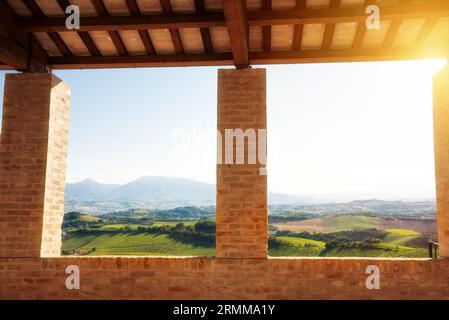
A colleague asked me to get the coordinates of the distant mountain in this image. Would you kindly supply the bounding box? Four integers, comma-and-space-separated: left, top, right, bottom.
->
109, 176, 215, 202
268, 192, 315, 205
65, 178, 120, 201
64, 176, 308, 213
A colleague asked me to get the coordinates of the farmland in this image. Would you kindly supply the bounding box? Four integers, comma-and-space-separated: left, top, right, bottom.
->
269, 215, 435, 258
63, 231, 214, 256
61, 207, 436, 258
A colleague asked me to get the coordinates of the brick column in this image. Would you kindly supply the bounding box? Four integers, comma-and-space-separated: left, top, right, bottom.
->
0, 73, 71, 258
434, 65, 449, 258
216, 68, 267, 258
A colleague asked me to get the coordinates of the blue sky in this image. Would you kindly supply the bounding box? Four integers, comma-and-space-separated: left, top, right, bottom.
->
0, 59, 446, 201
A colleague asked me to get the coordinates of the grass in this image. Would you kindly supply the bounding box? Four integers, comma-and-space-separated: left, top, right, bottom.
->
99, 220, 197, 230
320, 247, 427, 258
268, 235, 428, 258
273, 215, 380, 233
382, 229, 420, 246
62, 231, 214, 256
385, 229, 420, 236
321, 215, 380, 232
152, 220, 197, 227
79, 214, 100, 222
100, 224, 143, 230
276, 236, 326, 248
62, 233, 100, 253
62, 214, 431, 258
269, 236, 325, 257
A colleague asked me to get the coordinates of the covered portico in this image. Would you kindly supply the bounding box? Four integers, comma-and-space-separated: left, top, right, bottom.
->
1, 0, 449, 299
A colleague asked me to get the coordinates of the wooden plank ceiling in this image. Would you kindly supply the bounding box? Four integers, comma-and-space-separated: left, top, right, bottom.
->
0, 0, 448, 70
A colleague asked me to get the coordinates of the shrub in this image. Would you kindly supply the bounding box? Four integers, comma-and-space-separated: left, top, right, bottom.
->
194, 221, 216, 234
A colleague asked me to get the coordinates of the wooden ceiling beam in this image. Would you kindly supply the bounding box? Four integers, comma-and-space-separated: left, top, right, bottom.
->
0, 1, 47, 71
262, 0, 272, 52
383, 0, 406, 48
415, 18, 438, 47
383, 19, 402, 47
49, 52, 234, 69
56, 0, 101, 56
0, 62, 14, 70
0, 36, 36, 70
322, 0, 341, 49
22, 0, 73, 57
352, 0, 376, 48
250, 46, 449, 65
248, 1, 449, 25
17, 14, 226, 32
47, 44, 449, 69
17, 1, 449, 32
222, 0, 249, 67
159, 0, 184, 54
125, 0, 155, 55
292, 0, 306, 51
91, 0, 128, 56
194, 0, 214, 53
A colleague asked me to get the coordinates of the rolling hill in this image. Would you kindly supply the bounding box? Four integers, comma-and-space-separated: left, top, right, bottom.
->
65, 176, 308, 213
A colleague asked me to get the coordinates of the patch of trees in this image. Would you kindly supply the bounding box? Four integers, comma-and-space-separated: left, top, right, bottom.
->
62, 212, 104, 230
324, 240, 384, 250
275, 229, 388, 243
268, 236, 285, 249
268, 214, 309, 223
194, 220, 216, 234
98, 206, 215, 220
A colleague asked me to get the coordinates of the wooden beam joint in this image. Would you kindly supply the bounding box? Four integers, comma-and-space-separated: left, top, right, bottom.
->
222, 0, 249, 68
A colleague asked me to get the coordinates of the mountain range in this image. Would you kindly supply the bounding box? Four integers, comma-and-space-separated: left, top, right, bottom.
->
65, 176, 311, 214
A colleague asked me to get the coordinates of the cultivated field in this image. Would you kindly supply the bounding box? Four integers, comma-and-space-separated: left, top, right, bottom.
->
61, 211, 436, 258
63, 231, 214, 256
272, 215, 380, 233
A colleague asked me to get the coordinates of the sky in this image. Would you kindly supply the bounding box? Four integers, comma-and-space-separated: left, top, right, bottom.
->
0, 59, 446, 201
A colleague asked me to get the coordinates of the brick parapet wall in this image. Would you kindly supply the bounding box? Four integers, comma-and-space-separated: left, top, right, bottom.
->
1, 257, 449, 299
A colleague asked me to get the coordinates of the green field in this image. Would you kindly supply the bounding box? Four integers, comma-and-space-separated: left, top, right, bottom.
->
62, 212, 433, 258
382, 229, 420, 246
268, 235, 428, 258
79, 214, 101, 222
319, 247, 427, 258
273, 215, 380, 233
152, 220, 197, 227
62, 233, 100, 253
100, 224, 143, 230
321, 215, 380, 232
62, 231, 214, 256
276, 236, 326, 248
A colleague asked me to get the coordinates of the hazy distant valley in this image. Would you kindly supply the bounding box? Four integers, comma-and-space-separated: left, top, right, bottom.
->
64, 176, 314, 214
65, 176, 436, 218
62, 176, 437, 258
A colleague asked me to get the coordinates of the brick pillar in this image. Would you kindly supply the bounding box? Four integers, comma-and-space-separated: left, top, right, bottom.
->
434, 65, 449, 258
0, 73, 70, 258
216, 68, 267, 258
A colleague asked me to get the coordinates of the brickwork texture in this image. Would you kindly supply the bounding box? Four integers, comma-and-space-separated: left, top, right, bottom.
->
0, 73, 70, 258
434, 65, 449, 258
217, 68, 267, 258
